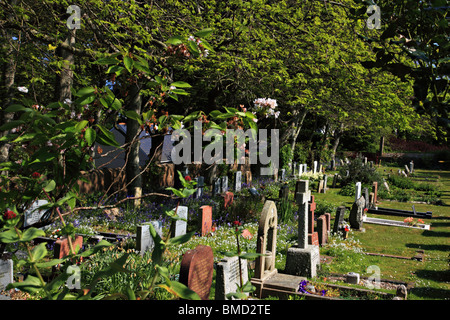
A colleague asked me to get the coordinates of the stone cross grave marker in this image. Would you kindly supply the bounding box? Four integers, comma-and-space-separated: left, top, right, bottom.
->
195, 176, 204, 199
253, 200, 278, 281
54, 235, 84, 259
349, 196, 366, 231
0, 259, 13, 291
222, 176, 228, 193
333, 206, 346, 235
199, 205, 212, 236
172, 206, 188, 237
136, 221, 162, 255
235, 171, 242, 192
179, 245, 214, 300
308, 195, 319, 246
215, 255, 249, 300
295, 180, 311, 249
284, 180, 320, 278
355, 182, 362, 201
223, 191, 234, 209
24, 199, 49, 227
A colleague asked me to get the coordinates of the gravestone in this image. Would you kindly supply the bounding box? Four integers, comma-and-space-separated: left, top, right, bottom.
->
223, 191, 234, 209
313, 161, 318, 174
172, 206, 188, 237
372, 182, 378, 206
24, 199, 49, 227
308, 195, 319, 246
324, 212, 331, 236
213, 178, 221, 196
280, 169, 285, 181
273, 168, 278, 182
0, 259, 13, 291
333, 206, 346, 235
349, 196, 365, 231
317, 215, 327, 246
332, 173, 338, 188
249, 187, 260, 197
195, 176, 205, 198
215, 256, 249, 300
409, 161, 414, 174
284, 180, 320, 278
235, 171, 242, 192
383, 180, 390, 192
136, 221, 162, 255
298, 164, 303, 176
323, 175, 328, 193
405, 164, 410, 175
355, 182, 362, 200
317, 180, 324, 193
279, 184, 289, 201
363, 187, 369, 209
292, 162, 297, 177
303, 164, 307, 173
179, 245, 214, 300
54, 235, 84, 259
253, 200, 278, 282
222, 176, 228, 193
199, 205, 212, 236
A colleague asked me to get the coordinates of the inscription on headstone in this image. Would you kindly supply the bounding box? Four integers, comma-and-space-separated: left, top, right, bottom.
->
24, 199, 49, 227
215, 256, 248, 300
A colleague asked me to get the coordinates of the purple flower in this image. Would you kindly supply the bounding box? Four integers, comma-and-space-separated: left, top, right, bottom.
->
321, 290, 327, 296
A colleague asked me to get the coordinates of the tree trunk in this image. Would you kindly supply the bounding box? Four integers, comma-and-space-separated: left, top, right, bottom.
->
290, 108, 308, 157
0, 5, 18, 167
331, 123, 344, 163
55, 30, 76, 102
125, 83, 143, 207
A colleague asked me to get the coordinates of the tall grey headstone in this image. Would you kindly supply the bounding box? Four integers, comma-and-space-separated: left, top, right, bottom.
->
136, 221, 163, 255
349, 196, 365, 231
355, 182, 362, 201
235, 171, 242, 192
222, 176, 228, 193
196, 176, 205, 198
213, 178, 221, 196
280, 169, 285, 181
313, 161, 318, 174
333, 206, 346, 235
296, 180, 311, 249
173, 206, 188, 237
0, 259, 13, 291
215, 256, 248, 300
298, 164, 303, 176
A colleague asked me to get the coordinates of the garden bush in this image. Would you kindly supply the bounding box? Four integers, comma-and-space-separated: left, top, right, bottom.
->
338, 158, 382, 188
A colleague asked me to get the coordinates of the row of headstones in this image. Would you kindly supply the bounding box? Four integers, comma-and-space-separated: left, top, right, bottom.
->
212, 171, 242, 196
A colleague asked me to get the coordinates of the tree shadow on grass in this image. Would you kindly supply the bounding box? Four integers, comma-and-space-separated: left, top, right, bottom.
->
406, 243, 450, 252
410, 286, 450, 300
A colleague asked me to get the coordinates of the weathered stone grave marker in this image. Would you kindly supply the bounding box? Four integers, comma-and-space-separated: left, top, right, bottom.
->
222, 176, 228, 193
317, 180, 324, 193
313, 161, 318, 174
0, 259, 13, 291
199, 205, 213, 236
215, 255, 249, 300
284, 180, 320, 278
213, 177, 221, 196
355, 182, 362, 200
279, 184, 289, 201
179, 245, 214, 300
24, 199, 49, 227
317, 215, 328, 246
136, 221, 162, 255
280, 169, 285, 181
54, 235, 84, 259
235, 171, 242, 192
308, 195, 319, 246
251, 200, 278, 294
333, 206, 346, 235
195, 176, 204, 198
349, 196, 366, 231
172, 206, 188, 237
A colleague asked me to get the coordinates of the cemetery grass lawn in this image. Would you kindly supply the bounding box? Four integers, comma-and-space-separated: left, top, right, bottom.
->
314, 168, 450, 300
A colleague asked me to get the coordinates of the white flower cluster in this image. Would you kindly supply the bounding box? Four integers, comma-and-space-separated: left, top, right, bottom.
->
253, 98, 280, 119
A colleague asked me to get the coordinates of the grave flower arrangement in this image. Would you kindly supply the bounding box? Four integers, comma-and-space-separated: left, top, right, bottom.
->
403, 217, 425, 226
